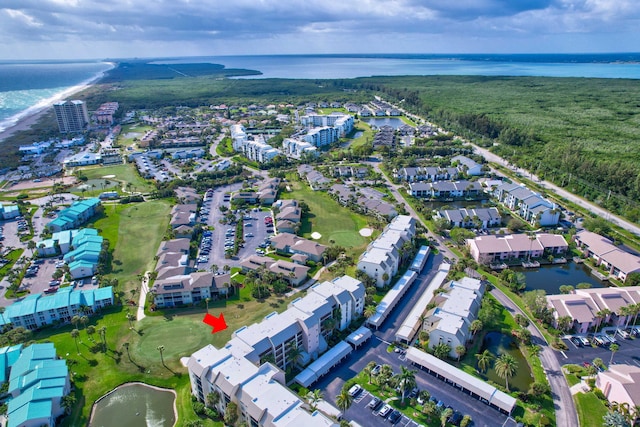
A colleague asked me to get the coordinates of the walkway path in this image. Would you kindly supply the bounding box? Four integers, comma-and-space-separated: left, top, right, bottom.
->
491, 287, 579, 427
136, 271, 150, 321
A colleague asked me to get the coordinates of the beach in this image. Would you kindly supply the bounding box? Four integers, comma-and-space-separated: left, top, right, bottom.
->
0, 62, 115, 143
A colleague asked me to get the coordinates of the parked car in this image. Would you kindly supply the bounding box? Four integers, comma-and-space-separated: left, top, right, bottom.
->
388, 410, 402, 424
377, 404, 393, 418
347, 384, 362, 397
367, 397, 382, 410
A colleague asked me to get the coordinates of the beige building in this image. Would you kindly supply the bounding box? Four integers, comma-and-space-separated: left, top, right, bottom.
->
596, 364, 640, 413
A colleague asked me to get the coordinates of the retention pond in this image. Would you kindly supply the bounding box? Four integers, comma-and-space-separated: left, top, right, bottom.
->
90, 382, 176, 427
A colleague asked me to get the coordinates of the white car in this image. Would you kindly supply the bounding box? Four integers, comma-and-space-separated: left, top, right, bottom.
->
348, 384, 362, 397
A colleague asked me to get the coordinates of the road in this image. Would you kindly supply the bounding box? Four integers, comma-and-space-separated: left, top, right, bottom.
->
491, 288, 579, 427
471, 144, 640, 236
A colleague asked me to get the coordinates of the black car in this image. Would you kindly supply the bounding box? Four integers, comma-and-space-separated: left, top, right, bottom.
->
448, 411, 463, 426
388, 410, 402, 424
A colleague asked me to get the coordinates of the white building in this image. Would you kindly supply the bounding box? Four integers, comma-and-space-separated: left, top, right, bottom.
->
282, 138, 318, 159
357, 215, 416, 288
494, 183, 560, 226
230, 124, 281, 163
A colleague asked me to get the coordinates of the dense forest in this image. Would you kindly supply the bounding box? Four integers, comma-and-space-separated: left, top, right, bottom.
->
353, 76, 640, 222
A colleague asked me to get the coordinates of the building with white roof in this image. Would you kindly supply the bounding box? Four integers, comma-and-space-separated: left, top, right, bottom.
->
230, 124, 281, 163
451, 155, 484, 176
493, 183, 560, 226
357, 215, 416, 288
187, 345, 337, 427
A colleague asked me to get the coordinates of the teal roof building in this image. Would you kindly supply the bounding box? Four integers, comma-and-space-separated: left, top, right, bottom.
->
46, 198, 101, 232
1, 287, 114, 330
2, 343, 70, 427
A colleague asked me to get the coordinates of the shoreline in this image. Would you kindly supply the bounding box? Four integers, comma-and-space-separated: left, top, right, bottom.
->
0, 62, 116, 144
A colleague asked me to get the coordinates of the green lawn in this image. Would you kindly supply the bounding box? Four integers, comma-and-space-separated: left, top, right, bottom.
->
118, 123, 154, 147
574, 392, 609, 427
80, 163, 155, 193
91, 200, 171, 292
284, 177, 371, 253
348, 122, 374, 149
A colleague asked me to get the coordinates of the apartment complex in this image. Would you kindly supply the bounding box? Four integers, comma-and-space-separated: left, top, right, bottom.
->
467, 233, 568, 265
409, 180, 483, 199
231, 124, 281, 163
2, 343, 71, 427
0, 287, 114, 330
493, 183, 560, 226
53, 100, 89, 133
574, 230, 640, 282
435, 207, 502, 229
299, 113, 354, 147
46, 198, 101, 232
423, 277, 486, 358
547, 287, 640, 333
357, 215, 416, 287
187, 275, 364, 427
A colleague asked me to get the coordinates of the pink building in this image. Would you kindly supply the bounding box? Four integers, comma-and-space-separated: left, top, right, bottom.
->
596, 364, 640, 414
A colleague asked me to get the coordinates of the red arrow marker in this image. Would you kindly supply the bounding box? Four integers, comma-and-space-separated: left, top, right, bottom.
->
203, 313, 228, 334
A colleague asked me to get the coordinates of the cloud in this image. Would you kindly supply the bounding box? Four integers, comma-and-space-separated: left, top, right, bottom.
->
0, 0, 638, 58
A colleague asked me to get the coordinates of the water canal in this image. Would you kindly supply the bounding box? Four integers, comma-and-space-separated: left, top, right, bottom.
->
480, 332, 533, 392
517, 261, 605, 294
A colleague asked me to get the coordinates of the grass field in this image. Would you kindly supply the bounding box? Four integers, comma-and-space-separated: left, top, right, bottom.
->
283, 176, 371, 252
117, 123, 154, 147
80, 163, 155, 193
90, 200, 171, 292
574, 392, 609, 427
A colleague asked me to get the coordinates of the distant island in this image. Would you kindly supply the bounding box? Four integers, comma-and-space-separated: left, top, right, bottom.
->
99, 59, 262, 82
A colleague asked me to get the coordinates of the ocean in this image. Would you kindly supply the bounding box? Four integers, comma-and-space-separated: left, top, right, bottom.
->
2, 54, 640, 133
0, 60, 113, 133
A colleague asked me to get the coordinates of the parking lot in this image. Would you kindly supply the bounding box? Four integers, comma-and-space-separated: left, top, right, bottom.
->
347, 387, 422, 427
562, 326, 640, 368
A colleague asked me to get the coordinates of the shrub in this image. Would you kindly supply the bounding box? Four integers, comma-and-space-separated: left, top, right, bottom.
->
593, 389, 606, 400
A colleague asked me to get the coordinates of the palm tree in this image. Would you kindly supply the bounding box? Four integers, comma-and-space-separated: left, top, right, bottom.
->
0, 307, 6, 330
79, 315, 88, 331
364, 305, 377, 319
86, 325, 96, 342
335, 388, 353, 413
71, 329, 80, 353
494, 353, 518, 392
27, 240, 36, 256
71, 315, 80, 330
455, 345, 466, 362
422, 400, 437, 421
596, 308, 612, 332
470, 319, 483, 337
363, 361, 377, 384
123, 342, 131, 362
475, 350, 494, 374
377, 364, 394, 390
205, 297, 210, 313
620, 305, 633, 328
306, 389, 323, 411
433, 343, 451, 360
287, 343, 304, 368
61, 394, 77, 414
395, 365, 417, 403
98, 326, 107, 351
157, 345, 165, 366
126, 311, 135, 329
609, 343, 619, 366
441, 407, 453, 427
206, 391, 220, 409
630, 303, 640, 326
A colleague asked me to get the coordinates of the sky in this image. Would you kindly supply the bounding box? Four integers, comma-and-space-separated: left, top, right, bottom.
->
0, 0, 638, 59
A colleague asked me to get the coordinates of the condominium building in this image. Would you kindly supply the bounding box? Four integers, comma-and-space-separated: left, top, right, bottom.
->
53, 100, 89, 133
493, 183, 560, 226
467, 233, 568, 265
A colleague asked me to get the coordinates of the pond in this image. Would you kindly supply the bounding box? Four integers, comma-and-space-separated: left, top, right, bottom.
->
90, 383, 176, 427
516, 261, 605, 294
363, 117, 405, 129
480, 332, 533, 392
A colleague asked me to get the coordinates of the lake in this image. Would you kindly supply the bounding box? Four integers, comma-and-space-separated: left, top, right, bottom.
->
517, 261, 605, 294
363, 117, 405, 129
481, 332, 533, 392
90, 383, 176, 427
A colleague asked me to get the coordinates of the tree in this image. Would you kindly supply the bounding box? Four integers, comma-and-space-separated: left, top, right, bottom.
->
364, 361, 377, 384
335, 387, 353, 412
441, 407, 453, 427
470, 319, 483, 337
557, 316, 574, 334
86, 325, 96, 342
224, 401, 239, 426
70, 329, 80, 353
422, 400, 437, 421
559, 285, 575, 294
98, 326, 107, 351
460, 415, 473, 427
71, 315, 80, 330
287, 343, 303, 368
596, 308, 612, 332
394, 366, 417, 403
475, 350, 494, 374
126, 311, 135, 329
79, 315, 88, 331
364, 305, 377, 319
433, 343, 451, 360
61, 394, 76, 414
609, 343, 619, 366
27, 240, 36, 256
306, 389, 323, 411
157, 345, 165, 366
206, 391, 220, 409
603, 410, 630, 427
205, 297, 210, 313
455, 345, 466, 362
494, 353, 518, 392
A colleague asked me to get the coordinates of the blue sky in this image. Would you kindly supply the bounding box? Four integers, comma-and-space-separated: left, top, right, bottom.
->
0, 0, 638, 59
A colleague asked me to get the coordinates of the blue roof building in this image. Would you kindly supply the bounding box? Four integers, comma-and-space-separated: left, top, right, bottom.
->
46, 199, 101, 232
2, 343, 70, 427
1, 287, 114, 330
0, 203, 20, 220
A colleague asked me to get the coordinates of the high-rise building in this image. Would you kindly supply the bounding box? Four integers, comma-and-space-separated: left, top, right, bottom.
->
53, 100, 89, 133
